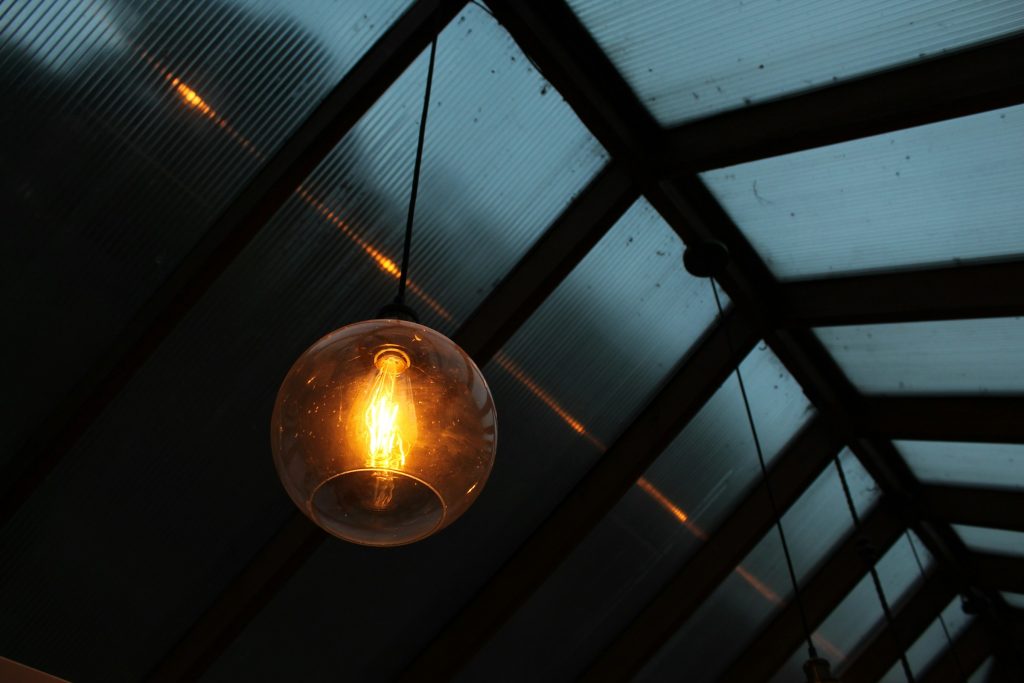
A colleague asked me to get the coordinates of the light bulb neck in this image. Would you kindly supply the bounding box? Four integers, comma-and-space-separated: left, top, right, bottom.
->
377, 301, 419, 323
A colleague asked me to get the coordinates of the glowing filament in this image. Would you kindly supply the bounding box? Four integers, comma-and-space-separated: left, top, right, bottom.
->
362, 350, 414, 510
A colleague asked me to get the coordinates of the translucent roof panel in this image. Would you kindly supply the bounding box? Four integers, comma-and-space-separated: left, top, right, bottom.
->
457, 345, 814, 682
970, 658, 996, 683
200, 199, 724, 682
0, 0, 413, 466
0, 6, 609, 680
1003, 592, 1024, 610
879, 597, 973, 682
638, 450, 878, 683
701, 105, 1024, 279
816, 317, 1024, 394
953, 525, 1024, 557
566, 1, 1024, 125
896, 441, 1024, 491
771, 532, 934, 681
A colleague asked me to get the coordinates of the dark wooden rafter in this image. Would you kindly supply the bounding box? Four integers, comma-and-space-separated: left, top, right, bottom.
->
400, 309, 760, 681
922, 486, 1024, 534
665, 33, 1024, 171
842, 570, 958, 683
0, 0, 469, 530
863, 396, 1024, 444
973, 553, 1024, 594
580, 416, 843, 681
718, 502, 908, 681
146, 161, 638, 681
778, 259, 1024, 328
919, 618, 993, 683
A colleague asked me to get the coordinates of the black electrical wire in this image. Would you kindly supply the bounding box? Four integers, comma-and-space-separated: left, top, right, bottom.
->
906, 531, 969, 681
709, 279, 818, 660
396, 37, 437, 305
833, 455, 916, 682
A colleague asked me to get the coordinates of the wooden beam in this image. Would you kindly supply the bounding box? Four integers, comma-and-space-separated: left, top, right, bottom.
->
581, 416, 843, 681
922, 486, 1024, 534
717, 502, 906, 682
666, 33, 1024, 171
400, 309, 760, 681
0, 0, 468, 531
920, 618, 993, 683
778, 260, 1024, 327
973, 553, 1024, 594
842, 571, 958, 683
147, 158, 638, 680
862, 396, 1024, 444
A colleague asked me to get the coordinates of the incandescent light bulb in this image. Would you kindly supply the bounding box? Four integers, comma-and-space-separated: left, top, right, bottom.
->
271, 318, 497, 547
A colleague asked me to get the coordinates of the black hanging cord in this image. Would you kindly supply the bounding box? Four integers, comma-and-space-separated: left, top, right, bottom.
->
906, 531, 969, 681
833, 455, 916, 682
395, 37, 437, 306
709, 279, 818, 660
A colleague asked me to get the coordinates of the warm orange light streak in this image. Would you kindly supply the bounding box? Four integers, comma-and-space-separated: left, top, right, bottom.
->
296, 188, 453, 321
636, 477, 687, 523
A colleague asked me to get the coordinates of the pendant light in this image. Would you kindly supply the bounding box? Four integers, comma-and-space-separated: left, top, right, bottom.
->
684, 241, 840, 683
271, 38, 497, 547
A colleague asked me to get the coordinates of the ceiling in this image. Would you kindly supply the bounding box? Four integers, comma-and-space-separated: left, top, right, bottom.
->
1, 1, 1023, 681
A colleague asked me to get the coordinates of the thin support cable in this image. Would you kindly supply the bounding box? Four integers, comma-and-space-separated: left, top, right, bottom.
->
906, 532, 969, 682
709, 279, 818, 660
834, 456, 915, 682
396, 36, 437, 305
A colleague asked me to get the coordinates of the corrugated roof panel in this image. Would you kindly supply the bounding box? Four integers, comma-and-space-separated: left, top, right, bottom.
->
0, 0, 412, 465
815, 317, 1024, 394
566, 0, 1024, 125
879, 597, 973, 682
701, 105, 1024, 280
200, 198, 721, 681
638, 450, 877, 683
770, 532, 935, 680
896, 441, 1024, 491
1003, 592, 1024, 609
0, 5, 606, 680
969, 657, 996, 682
457, 345, 814, 682
954, 525, 1024, 557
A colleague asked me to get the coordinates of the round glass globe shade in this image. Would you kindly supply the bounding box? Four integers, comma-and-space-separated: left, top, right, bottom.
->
271, 319, 497, 547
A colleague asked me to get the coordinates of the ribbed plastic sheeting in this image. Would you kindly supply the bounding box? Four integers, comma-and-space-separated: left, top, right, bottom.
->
878, 596, 973, 682
770, 532, 935, 681
1003, 592, 1024, 609
0, 0, 411, 464
701, 105, 1024, 280
0, 5, 606, 681
200, 199, 720, 681
954, 525, 1024, 557
638, 450, 877, 683
815, 317, 1024, 394
457, 344, 813, 682
896, 441, 1024, 491
969, 658, 996, 682
566, 0, 1024, 125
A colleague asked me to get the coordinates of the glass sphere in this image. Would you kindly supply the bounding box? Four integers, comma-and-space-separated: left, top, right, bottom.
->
271, 319, 497, 547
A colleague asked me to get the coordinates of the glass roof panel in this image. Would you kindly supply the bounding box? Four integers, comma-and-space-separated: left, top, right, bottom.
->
879, 596, 973, 682
954, 525, 1024, 557
200, 198, 723, 682
0, 0, 413, 466
457, 345, 814, 682
771, 532, 934, 681
637, 450, 877, 683
815, 317, 1024, 394
1003, 592, 1024, 610
896, 441, 1024, 491
565, 1, 1024, 125
0, 6, 609, 680
701, 105, 1024, 279
969, 657, 996, 682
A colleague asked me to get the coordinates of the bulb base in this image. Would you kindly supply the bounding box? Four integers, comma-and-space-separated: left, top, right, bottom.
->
683, 240, 730, 278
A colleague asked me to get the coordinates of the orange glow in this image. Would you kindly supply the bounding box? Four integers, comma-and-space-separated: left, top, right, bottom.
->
636, 477, 688, 523
295, 188, 453, 321
171, 78, 214, 117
